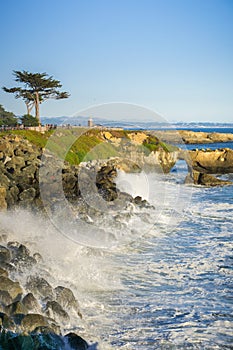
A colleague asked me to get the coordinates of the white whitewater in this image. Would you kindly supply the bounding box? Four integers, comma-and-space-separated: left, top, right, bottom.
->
0, 164, 233, 349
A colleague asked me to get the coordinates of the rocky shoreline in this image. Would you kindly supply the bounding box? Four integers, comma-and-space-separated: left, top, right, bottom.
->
151, 130, 233, 144
0, 130, 233, 348
0, 228, 90, 349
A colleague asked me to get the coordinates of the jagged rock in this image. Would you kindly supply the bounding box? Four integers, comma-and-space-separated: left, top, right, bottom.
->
5, 301, 28, 316
26, 276, 54, 300
0, 276, 23, 300
185, 148, 233, 174
0, 245, 11, 263
31, 330, 65, 349
65, 332, 89, 350
33, 252, 43, 263
7, 241, 21, 249
153, 130, 233, 144
0, 291, 12, 306
0, 267, 8, 277
0, 312, 16, 331
44, 300, 70, 323
186, 171, 232, 187
20, 313, 58, 334
54, 286, 82, 317
9, 243, 37, 270
0, 187, 7, 210
22, 293, 41, 313
19, 188, 36, 202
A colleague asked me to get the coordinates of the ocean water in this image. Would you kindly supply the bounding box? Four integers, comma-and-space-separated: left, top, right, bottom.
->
0, 128, 233, 349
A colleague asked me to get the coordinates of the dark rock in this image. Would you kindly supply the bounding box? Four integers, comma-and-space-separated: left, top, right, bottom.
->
19, 187, 36, 202
5, 301, 28, 316
7, 240, 21, 249
22, 293, 41, 313
0, 290, 12, 306
0, 267, 8, 277
44, 300, 70, 323
0, 276, 23, 300
33, 252, 43, 263
0, 245, 11, 263
0, 312, 16, 331
186, 170, 232, 187
9, 243, 37, 270
65, 332, 89, 350
0, 331, 34, 349
55, 286, 82, 317
26, 276, 54, 300
0, 187, 7, 210
20, 313, 61, 334
31, 330, 65, 349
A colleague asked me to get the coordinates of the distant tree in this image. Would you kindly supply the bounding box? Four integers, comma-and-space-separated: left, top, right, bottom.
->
3, 71, 70, 124
21, 114, 39, 127
0, 104, 18, 127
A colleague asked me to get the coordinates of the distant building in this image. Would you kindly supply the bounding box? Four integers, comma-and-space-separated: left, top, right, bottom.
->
88, 118, 93, 127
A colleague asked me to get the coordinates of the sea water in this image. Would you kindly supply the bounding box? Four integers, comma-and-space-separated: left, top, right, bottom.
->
0, 131, 232, 350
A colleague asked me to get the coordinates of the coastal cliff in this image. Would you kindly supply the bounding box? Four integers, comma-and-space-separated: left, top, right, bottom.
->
152, 130, 233, 144
0, 131, 178, 209
180, 148, 233, 186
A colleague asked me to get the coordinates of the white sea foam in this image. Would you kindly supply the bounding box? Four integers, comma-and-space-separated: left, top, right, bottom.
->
0, 172, 232, 349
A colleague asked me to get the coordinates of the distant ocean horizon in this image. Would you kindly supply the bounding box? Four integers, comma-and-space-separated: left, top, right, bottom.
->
41, 116, 233, 132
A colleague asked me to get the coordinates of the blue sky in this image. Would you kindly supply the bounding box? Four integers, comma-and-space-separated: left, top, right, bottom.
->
0, 0, 233, 122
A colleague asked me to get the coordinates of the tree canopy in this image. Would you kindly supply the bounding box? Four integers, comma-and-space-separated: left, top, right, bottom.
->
0, 104, 18, 127
3, 71, 70, 124
20, 114, 39, 127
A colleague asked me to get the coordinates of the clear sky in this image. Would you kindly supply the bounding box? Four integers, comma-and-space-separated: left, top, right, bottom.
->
0, 0, 233, 122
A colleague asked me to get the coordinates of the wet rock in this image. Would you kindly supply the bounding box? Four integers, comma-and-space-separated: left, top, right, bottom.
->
5, 301, 28, 316
0, 290, 12, 306
0, 245, 11, 263
22, 293, 41, 313
0, 267, 8, 277
55, 286, 82, 317
0, 276, 23, 300
26, 276, 54, 300
0, 312, 16, 331
0, 187, 7, 210
9, 243, 37, 269
19, 187, 36, 202
20, 313, 50, 333
31, 330, 65, 349
33, 252, 43, 263
0, 331, 34, 349
65, 332, 89, 350
7, 241, 21, 249
185, 170, 232, 187
44, 300, 70, 323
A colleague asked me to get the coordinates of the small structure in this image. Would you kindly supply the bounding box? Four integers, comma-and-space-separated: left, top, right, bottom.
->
88, 118, 93, 127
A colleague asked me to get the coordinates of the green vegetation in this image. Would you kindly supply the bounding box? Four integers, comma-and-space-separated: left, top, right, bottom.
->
143, 134, 178, 153
0, 104, 18, 126
21, 114, 39, 127
0, 130, 53, 148
0, 128, 176, 166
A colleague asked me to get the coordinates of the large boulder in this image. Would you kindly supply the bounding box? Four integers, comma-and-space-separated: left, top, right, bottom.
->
187, 148, 233, 174
0, 276, 23, 300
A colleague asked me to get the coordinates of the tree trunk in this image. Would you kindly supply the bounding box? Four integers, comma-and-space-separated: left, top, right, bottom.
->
25, 102, 34, 115
35, 92, 40, 125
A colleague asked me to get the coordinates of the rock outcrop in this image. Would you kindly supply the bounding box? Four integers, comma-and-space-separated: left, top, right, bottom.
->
0, 134, 178, 209
152, 130, 233, 144
186, 148, 233, 174
181, 148, 233, 186
0, 232, 88, 349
